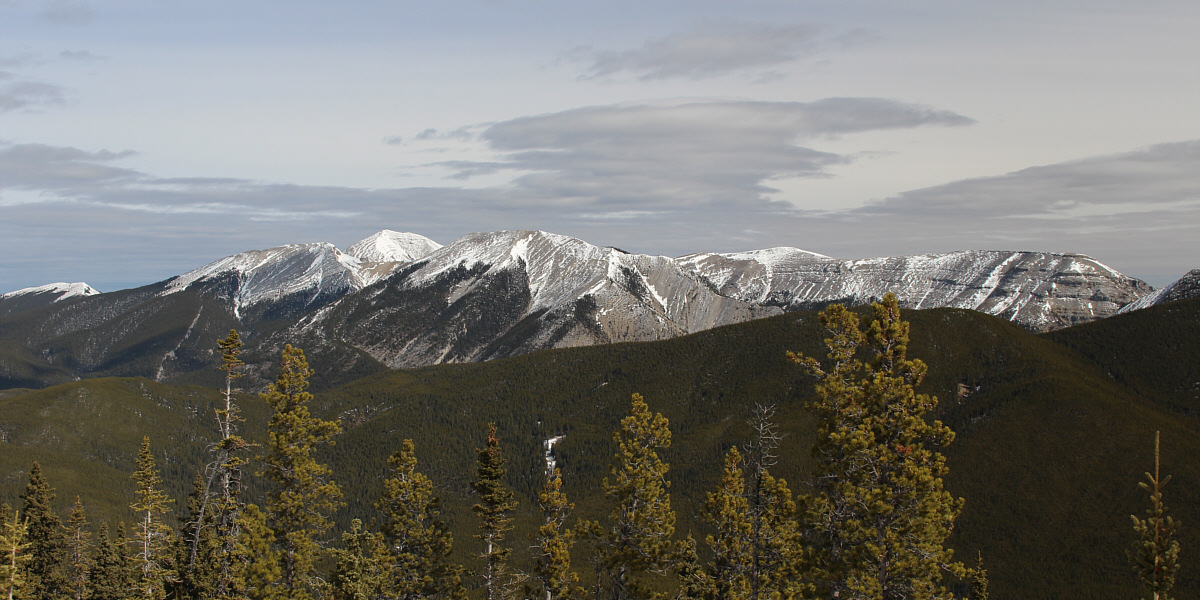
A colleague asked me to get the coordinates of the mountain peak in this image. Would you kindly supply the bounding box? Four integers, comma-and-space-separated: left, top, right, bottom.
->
0, 282, 100, 300
347, 230, 441, 264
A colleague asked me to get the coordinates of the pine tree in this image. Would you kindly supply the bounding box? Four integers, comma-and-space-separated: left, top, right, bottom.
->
533, 468, 578, 600
259, 344, 344, 600
740, 404, 803, 600
704, 447, 751, 600
473, 424, 518, 600
193, 329, 253, 598
18, 462, 69, 600
790, 294, 964, 600
63, 498, 91, 600
230, 504, 280, 600
674, 536, 712, 600
88, 522, 133, 600
1, 504, 30, 600
130, 437, 177, 600
328, 519, 390, 600
596, 393, 676, 600
376, 439, 466, 600
1129, 431, 1180, 600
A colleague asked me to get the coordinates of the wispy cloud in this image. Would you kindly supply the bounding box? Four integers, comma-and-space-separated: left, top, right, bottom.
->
441, 98, 973, 207
568, 20, 823, 81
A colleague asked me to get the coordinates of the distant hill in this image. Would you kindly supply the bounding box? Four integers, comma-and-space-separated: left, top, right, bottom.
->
2, 299, 1198, 600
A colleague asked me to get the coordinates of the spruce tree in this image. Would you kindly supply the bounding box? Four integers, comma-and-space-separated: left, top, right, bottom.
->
1129, 431, 1180, 600
63, 498, 91, 600
970, 552, 989, 600
473, 424, 518, 600
674, 536, 712, 600
597, 393, 676, 600
790, 294, 964, 600
18, 462, 69, 600
130, 437, 177, 600
533, 468, 578, 600
376, 439, 465, 600
88, 522, 133, 600
1, 504, 30, 600
741, 404, 803, 600
259, 344, 344, 600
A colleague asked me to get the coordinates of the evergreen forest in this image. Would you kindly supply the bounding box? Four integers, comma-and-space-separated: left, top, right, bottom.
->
2, 294, 1199, 600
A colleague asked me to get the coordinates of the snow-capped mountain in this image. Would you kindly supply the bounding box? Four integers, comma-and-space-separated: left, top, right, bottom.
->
346, 229, 443, 264
0, 228, 1154, 389
679, 249, 1149, 331
292, 230, 775, 367
1118, 268, 1200, 313
0, 282, 100, 318
160, 232, 441, 321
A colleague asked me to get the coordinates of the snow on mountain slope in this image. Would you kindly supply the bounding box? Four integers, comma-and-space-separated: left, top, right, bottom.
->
300, 230, 776, 367
1118, 268, 1200, 313
0, 282, 102, 318
346, 230, 441, 263
680, 250, 1150, 331
1, 282, 99, 300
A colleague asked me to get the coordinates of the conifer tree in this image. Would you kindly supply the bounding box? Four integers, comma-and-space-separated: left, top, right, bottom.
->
376, 439, 466, 600
740, 404, 803, 600
259, 344, 344, 600
192, 329, 253, 598
63, 498, 91, 600
704, 447, 751, 600
18, 462, 69, 600
174, 475, 219, 599
597, 393, 676, 600
87, 522, 131, 600
1129, 431, 1180, 600
674, 536, 712, 600
970, 552, 989, 600
473, 424, 518, 600
328, 519, 390, 600
533, 468, 578, 600
1, 504, 30, 600
130, 437, 177, 600
790, 294, 964, 600
230, 504, 280, 600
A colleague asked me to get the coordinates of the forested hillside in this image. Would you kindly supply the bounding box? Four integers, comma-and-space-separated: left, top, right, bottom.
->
1, 298, 1197, 599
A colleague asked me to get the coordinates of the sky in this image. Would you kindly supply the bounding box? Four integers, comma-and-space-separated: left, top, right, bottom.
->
1, 0, 1197, 293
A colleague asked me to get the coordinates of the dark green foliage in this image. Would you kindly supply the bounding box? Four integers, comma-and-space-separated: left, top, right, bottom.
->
64, 497, 92, 600
594, 393, 676, 600
472, 424, 518, 600
173, 475, 219, 600
130, 437, 176, 599
259, 344, 343, 600
1, 301, 1199, 600
328, 519, 389, 600
376, 440, 465, 600
792, 295, 964, 600
18, 462, 69, 600
1129, 431, 1180, 600
87, 522, 133, 600
533, 468, 577, 600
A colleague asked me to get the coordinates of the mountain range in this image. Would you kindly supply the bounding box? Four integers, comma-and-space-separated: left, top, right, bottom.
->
1, 228, 1189, 390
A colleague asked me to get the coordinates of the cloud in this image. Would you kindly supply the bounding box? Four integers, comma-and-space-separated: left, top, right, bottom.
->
58, 49, 101, 61
440, 98, 972, 207
571, 20, 822, 81
39, 0, 94, 25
